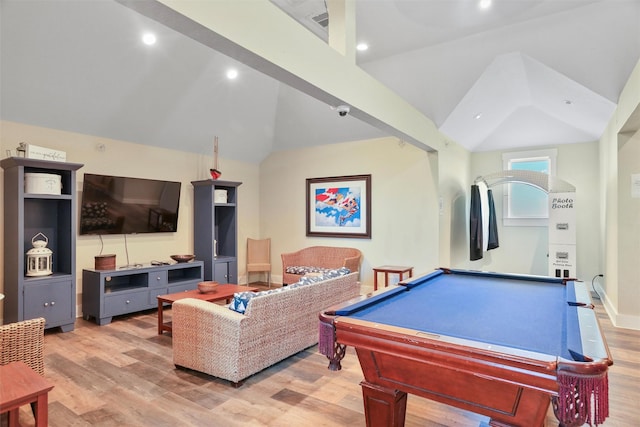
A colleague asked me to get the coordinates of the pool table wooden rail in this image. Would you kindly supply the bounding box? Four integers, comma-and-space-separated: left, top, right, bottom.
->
319, 270, 613, 427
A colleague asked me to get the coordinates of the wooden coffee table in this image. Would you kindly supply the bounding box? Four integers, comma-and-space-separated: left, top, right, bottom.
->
157, 284, 258, 334
0, 361, 54, 427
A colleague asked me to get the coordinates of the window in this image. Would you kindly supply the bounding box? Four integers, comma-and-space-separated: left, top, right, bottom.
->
502, 149, 557, 226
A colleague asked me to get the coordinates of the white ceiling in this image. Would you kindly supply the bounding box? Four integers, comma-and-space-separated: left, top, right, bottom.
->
1, 0, 639, 163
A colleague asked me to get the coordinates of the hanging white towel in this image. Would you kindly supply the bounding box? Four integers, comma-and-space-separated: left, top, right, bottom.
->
477, 181, 490, 252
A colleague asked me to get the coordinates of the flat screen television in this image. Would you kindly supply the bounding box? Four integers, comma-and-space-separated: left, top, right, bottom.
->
79, 173, 181, 235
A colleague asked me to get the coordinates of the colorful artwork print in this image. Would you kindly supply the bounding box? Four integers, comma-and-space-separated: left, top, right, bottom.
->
315, 187, 361, 227
306, 175, 371, 238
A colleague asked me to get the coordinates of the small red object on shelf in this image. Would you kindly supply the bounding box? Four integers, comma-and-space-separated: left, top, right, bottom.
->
210, 136, 222, 180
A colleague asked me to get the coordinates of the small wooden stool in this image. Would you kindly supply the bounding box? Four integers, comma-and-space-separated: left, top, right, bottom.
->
0, 361, 54, 427
373, 265, 414, 290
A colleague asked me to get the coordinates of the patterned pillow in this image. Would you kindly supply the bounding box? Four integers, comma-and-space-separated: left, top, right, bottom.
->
289, 267, 351, 287
229, 291, 256, 314
228, 287, 287, 313
229, 267, 351, 313
285, 266, 332, 275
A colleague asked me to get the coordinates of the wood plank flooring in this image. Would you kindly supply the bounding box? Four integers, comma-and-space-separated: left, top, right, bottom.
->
8, 285, 640, 427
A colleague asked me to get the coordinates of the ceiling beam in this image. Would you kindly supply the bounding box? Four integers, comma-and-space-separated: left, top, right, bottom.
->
116, 0, 442, 152
326, 0, 356, 62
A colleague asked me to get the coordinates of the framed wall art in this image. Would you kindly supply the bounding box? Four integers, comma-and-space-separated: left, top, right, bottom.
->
306, 174, 371, 238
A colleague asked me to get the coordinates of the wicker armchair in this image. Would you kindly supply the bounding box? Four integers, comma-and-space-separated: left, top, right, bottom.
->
0, 317, 46, 376
281, 246, 361, 285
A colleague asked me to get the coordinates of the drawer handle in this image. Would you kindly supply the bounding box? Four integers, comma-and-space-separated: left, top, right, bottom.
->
157, 276, 161, 281
51, 301, 55, 306
44, 302, 48, 307
126, 300, 130, 304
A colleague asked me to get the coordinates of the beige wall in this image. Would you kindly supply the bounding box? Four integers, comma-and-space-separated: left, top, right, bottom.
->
259, 137, 441, 291
467, 143, 601, 280
617, 130, 640, 317
0, 120, 261, 322
600, 57, 640, 330
0, 123, 451, 321
435, 139, 471, 269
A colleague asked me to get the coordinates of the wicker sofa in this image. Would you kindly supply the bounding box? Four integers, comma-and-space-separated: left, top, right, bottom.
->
281, 246, 361, 285
171, 271, 360, 386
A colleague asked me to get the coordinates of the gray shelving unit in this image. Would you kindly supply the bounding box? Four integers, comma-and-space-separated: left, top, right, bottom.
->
1, 157, 83, 332
82, 261, 204, 325
191, 179, 241, 283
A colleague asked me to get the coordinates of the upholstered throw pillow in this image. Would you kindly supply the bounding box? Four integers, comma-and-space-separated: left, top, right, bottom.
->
229, 288, 287, 313
285, 266, 331, 275
229, 267, 351, 313
229, 291, 256, 314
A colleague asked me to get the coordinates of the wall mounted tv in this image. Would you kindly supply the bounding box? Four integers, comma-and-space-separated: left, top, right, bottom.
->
79, 173, 181, 235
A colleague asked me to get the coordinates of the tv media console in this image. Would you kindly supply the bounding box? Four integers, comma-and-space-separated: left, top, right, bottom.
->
82, 261, 204, 325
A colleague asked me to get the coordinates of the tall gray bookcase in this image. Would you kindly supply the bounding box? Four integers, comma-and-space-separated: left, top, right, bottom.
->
191, 179, 241, 283
1, 157, 83, 332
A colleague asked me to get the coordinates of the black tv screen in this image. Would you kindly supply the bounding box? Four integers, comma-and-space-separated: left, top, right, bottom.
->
79, 173, 181, 235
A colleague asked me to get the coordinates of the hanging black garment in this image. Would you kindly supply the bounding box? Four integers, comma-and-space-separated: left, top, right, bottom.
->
470, 184, 483, 260
487, 189, 499, 250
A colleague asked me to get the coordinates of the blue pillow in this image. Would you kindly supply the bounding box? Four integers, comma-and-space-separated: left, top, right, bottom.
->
228, 288, 287, 313
229, 291, 256, 314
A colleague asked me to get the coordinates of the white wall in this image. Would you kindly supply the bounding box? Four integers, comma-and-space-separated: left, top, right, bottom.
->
465, 142, 601, 281
617, 130, 640, 318
259, 137, 441, 291
0, 120, 261, 322
435, 140, 471, 269
600, 57, 640, 329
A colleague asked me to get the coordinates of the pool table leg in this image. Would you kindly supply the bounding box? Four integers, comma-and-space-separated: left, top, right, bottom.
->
360, 381, 407, 427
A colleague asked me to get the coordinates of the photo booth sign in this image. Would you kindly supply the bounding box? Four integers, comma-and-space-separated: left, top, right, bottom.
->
548, 192, 576, 278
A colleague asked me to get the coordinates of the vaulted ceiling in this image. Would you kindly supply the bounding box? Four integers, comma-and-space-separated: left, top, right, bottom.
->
1, 0, 639, 163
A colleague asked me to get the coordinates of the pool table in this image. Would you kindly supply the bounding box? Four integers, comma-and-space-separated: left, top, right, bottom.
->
319, 268, 612, 427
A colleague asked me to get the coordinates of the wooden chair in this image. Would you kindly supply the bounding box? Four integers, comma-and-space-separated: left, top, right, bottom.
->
246, 238, 271, 288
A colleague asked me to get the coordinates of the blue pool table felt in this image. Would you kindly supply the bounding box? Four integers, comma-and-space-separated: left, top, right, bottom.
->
337, 270, 581, 360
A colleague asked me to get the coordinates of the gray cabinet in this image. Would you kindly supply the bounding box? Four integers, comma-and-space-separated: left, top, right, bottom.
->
191, 180, 241, 283
1, 157, 83, 332
213, 259, 237, 284
82, 261, 203, 325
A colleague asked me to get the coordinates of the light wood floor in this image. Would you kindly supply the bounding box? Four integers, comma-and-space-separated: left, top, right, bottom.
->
9, 285, 640, 427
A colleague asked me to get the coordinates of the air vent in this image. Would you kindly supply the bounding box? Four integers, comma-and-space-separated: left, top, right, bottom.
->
312, 12, 329, 28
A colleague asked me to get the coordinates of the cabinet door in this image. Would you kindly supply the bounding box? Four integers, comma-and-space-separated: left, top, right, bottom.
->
214, 262, 230, 284
24, 280, 73, 328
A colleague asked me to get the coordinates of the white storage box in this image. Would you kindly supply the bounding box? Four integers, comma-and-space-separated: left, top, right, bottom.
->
25, 173, 62, 195
23, 143, 67, 162
214, 189, 228, 203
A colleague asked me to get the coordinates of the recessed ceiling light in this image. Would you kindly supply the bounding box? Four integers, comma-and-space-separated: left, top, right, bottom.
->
226, 68, 238, 80
142, 32, 156, 46
356, 42, 369, 52
479, 0, 492, 10
474, 112, 483, 120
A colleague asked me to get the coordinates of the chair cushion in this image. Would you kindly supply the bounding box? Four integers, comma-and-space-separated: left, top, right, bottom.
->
285, 266, 332, 275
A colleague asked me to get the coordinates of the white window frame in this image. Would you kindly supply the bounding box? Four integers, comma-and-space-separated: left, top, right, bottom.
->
502, 149, 557, 227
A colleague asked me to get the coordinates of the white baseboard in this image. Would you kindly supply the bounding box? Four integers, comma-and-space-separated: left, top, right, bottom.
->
596, 284, 640, 331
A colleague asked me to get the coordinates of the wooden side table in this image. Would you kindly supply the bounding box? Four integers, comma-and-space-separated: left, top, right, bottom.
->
373, 265, 414, 290
0, 361, 54, 427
